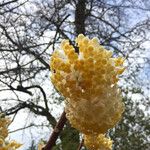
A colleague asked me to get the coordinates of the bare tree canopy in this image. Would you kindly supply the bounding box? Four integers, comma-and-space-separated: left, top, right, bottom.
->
0, 0, 150, 149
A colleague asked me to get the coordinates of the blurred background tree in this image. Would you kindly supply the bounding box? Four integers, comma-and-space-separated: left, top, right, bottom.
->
0, 0, 150, 149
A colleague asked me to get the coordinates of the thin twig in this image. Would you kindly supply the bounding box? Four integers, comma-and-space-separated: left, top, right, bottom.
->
77, 138, 84, 150
42, 110, 67, 150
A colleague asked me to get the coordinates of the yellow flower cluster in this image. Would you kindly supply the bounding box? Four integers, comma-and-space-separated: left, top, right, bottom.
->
50, 34, 125, 150
84, 134, 112, 150
0, 115, 10, 139
0, 114, 22, 150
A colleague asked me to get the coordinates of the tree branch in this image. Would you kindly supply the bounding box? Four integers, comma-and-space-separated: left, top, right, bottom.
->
0, 0, 18, 7
42, 110, 67, 150
75, 0, 86, 35
5, 101, 57, 128
77, 138, 84, 150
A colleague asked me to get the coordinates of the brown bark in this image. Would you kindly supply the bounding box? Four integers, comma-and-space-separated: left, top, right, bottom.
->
75, 0, 86, 35
42, 111, 67, 150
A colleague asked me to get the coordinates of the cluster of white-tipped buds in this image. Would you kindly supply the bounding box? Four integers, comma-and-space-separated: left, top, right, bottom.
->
50, 34, 125, 150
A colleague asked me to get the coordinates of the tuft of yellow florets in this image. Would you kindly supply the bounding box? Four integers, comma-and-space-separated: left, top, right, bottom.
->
0, 113, 22, 150
50, 34, 125, 149
50, 34, 125, 132
84, 134, 112, 150
0, 114, 10, 139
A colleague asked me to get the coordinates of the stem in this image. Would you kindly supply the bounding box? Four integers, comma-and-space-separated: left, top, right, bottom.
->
42, 110, 67, 150
77, 138, 84, 150
75, 0, 86, 35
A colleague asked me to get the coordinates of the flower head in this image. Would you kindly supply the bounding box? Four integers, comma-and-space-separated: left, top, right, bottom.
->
84, 134, 112, 150
50, 34, 125, 149
0, 113, 22, 150
0, 114, 10, 139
